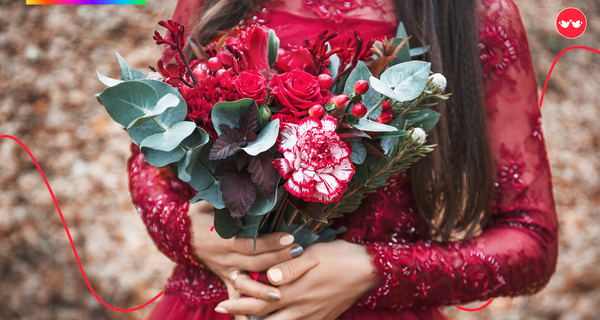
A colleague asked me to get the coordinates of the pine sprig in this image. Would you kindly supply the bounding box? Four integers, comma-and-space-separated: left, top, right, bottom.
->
311, 132, 435, 233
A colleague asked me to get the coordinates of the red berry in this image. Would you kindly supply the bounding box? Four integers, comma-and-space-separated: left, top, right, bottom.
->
192, 64, 208, 81
207, 57, 222, 72
308, 104, 325, 118
354, 80, 369, 95
375, 110, 394, 124
216, 49, 233, 67
381, 101, 392, 112
352, 103, 368, 118
318, 74, 333, 89
333, 94, 349, 107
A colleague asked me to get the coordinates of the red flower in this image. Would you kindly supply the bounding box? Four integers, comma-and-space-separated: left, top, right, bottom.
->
274, 46, 317, 75
233, 70, 268, 104
271, 113, 301, 125
272, 116, 354, 204
269, 69, 330, 117
237, 25, 270, 71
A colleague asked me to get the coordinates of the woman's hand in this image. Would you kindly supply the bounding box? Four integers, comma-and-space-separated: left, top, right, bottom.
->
189, 201, 304, 319
213, 239, 378, 320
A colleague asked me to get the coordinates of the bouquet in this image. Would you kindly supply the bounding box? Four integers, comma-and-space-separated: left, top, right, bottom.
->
96, 20, 450, 248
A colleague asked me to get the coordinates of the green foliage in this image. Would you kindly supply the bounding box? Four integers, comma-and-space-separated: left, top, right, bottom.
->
139, 121, 197, 151
405, 109, 441, 133
211, 99, 256, 136
370, 61, 431, 102
347, 138, 367, 164
214, 208, 242, 239
242, 119, 280, 156
352, 117, 398, 132
389, 37, 412, 66
268, 29, 280, 68
116, 51, 147, 81
343, 62, 382, 120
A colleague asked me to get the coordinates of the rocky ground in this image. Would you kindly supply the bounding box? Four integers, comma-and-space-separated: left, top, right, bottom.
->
1, 0, 599, 319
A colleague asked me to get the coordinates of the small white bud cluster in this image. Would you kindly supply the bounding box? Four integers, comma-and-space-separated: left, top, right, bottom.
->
410, 127, 427, 146
427, 73, 447, 93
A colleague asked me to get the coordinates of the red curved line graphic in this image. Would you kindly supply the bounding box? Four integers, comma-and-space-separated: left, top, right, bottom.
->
455, 299, 494, 312
0, 135, 164, 312
539, 46, 600, 108
3, 46, 599, 313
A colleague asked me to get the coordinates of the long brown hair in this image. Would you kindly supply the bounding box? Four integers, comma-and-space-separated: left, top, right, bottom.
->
187, 0, 495, 240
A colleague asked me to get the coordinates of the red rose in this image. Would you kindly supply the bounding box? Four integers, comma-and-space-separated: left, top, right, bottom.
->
237, 26, 270, 71
269, 69, 329, 117
271, 113, 301, 125
274, 46, 317, 75
233, 70, 268, 104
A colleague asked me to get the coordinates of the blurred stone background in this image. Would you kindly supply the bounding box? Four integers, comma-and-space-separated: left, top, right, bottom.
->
0, 0, 599, 319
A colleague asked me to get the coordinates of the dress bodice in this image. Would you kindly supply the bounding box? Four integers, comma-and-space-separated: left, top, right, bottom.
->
133, 0, 558, 318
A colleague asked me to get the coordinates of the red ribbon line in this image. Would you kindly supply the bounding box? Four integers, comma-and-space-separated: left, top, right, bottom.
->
1, 45, 598, 313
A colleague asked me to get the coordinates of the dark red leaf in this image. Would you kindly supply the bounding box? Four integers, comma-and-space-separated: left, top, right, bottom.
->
330, 101, 349, 123
238, 104, 258, 143
209, 124, 244, 160
338, 127, 371, 139
287, 196, 327, 223
248, 152, 278, 201
215, 162, 257, 218
363, 140, 385, 158
237, 151, 250, 171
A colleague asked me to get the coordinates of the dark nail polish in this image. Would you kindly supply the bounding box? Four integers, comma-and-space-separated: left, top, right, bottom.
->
290, 245, 304, 258
268, 292, 280, 301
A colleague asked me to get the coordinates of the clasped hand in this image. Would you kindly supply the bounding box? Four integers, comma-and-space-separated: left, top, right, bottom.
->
190, 202, 378, 320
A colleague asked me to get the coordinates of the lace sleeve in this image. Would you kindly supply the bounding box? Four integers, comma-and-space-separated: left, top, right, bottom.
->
127, 144, 203, 268
359, 0, 558, 309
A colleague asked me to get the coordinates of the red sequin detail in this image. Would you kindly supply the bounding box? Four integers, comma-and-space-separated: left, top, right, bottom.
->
479, 24, 518, 77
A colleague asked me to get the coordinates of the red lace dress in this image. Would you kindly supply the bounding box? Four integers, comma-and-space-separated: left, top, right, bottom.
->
127, 0, 558, 319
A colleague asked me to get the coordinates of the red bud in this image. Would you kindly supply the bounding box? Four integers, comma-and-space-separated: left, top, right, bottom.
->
352, 103, 368, 118
318, 74, 333, 89
354, 80, 369, 95
207, 57, 222, 72
334, 94, 349, 107
308, 104, 325, 119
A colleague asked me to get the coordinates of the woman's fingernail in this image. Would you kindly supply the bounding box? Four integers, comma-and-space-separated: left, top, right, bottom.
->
268, 292, 280, 301
290, 245, 304, 258
279, 234, 294, 246
214, 307, 228, 314
268, 268, 283, 282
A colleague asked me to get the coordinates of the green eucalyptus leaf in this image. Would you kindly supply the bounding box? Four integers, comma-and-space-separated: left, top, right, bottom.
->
268, 29, 280, 68
389, 37, 411, 66
188, 141, 226, 191
406, 109, 440, 133
138, 79, 188, 126
348, 138, 367, 164
344, 62, 382, 120
191, 180, 225, 209
116, 51, 147, 81
246, 179, 280, 216
396, 21, 408, 39
328, 51, 340, 82
369, 76, 399, 101
177, 127, 210, 182
143, 147, 186, 167
96, 71, 123, 87
98, 81, 159, 127
290, 224, 320, 248
214, 208, 241, 239
211, 99, 256, 136
352, 117, 398, 132
237, 214, 264, 238
242, 119, 279, 156
126, 93, 180, 129
139, 121, 197, 151
410, 46, 429, 57
380, 61, 431, 102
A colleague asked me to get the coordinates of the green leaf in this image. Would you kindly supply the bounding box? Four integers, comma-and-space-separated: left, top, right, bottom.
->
372, 130, 409, 139
211, 99, 256, 136
96, 71, 123, 87
406, 109, 440, 133
328, 52, 340, 82
177, 127, 210, 182
237, 214, 264, 239
116, 51, 147, 81
242, 119, 279, 156
98, 81, 159, 127
316, 226, 347, 243
191, 180, 225, 209
352, 118, 398, 132
379, 61, 431, 102
410, 46, 429, 57
143, 146, 186, 167
334, 70, 351, 95
188, 141, 225, 192
290, 224, 320, 248
268, 29, 280, 68
369, 76, 398, 101
353, 162, 368, 185
127, 79, 188, 146
348, 138, 367, 164
214, 208, 241, 239
389, 37, 411, 66
246, 178, 280, 216
343, 62, 382, 120
396, 21, 408, 39
139, 121, 197, 152
126, 93, 180, 129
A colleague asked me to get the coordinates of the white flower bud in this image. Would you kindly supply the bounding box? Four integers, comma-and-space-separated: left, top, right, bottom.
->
410, 127, 427, 146
146, 72, 164, 81
427, 73, 447, 93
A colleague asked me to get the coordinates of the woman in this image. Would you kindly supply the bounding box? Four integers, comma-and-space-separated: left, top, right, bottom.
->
128, 0, 558, 319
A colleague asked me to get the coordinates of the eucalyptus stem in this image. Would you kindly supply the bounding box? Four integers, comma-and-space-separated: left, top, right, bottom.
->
287, 209, 299, 228
195, 158, 219, 182
292, 219, 310, 236
365, 96, 387, 119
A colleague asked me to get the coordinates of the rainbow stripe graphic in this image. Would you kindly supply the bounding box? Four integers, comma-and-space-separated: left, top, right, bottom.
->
27, 0, 145, 4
